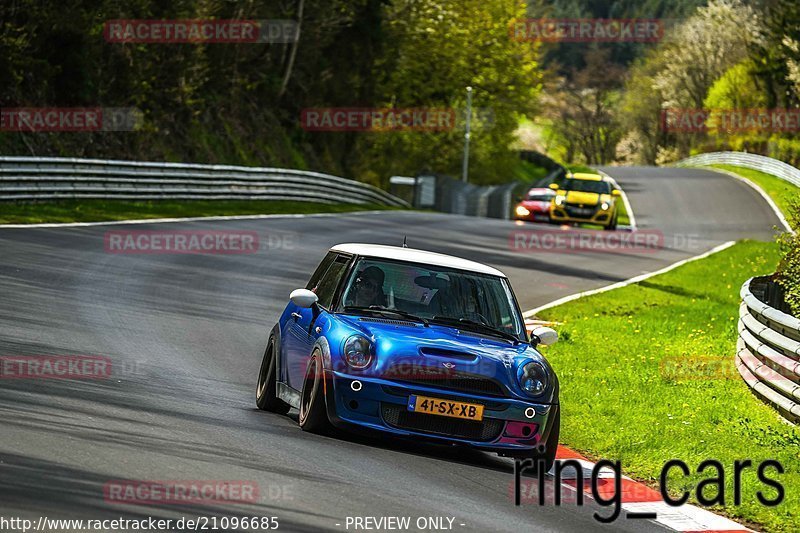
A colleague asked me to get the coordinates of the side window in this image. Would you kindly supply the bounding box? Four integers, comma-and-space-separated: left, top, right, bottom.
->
306, 252, 337, 292
314, 255, 351, 309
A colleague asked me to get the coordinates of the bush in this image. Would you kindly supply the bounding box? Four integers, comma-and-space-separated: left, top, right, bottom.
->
777, 199, 800, 316
768, 136, 800, 168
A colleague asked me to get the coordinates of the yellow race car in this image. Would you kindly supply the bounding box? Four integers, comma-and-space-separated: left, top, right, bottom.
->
548, 173, 621, 230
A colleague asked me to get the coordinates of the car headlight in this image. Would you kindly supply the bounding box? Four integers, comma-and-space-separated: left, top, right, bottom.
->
601, 202, 610, 210
517, 361, 548, 396
515, 205, 530, 216
344, 335, 373, 369
555, 196, 565, 206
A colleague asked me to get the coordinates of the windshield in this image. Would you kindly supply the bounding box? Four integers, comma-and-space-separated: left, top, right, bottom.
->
563, 180, 611, 195
337, 258, 525, 340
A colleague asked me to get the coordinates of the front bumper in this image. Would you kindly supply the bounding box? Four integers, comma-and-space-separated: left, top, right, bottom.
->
514, 211, 550, 223
550, 206, 613, 226
323, 370, 557, 452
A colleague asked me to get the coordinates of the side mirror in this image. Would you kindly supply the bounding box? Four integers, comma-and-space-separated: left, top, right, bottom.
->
290, 288, 319, 308
548, 183, 559, 191
611, 189, 621, 197
530, 326, 558, 347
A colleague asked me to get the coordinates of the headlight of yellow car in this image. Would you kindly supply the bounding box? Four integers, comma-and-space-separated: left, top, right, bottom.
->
601, 202, 610, 210
555, 196, 565, 206
515, 205, 530, 217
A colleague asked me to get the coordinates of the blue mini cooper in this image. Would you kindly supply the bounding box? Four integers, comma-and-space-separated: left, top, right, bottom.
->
256, 243, 561, 468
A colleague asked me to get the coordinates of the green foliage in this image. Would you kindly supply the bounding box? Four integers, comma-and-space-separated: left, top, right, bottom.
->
538, 241, 798, 532
0, 0, 543, 187
352, 0, 542, 186
768, 137, 800, 168
778, 200, 800, 316
618, 0, 764, 162
704, 60, 768, 110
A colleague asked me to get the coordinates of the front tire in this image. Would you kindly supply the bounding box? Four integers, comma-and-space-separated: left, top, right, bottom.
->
256, 337, 290, 414
298, 350, 333, 434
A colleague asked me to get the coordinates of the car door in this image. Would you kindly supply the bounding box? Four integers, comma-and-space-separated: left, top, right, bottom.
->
284, 253, 352, 390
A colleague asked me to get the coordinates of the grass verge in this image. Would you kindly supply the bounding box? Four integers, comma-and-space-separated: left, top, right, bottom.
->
537, 240, 798, 532
707, 164, 799, 230
0, 200, 401, 225
615, 194, 631, 227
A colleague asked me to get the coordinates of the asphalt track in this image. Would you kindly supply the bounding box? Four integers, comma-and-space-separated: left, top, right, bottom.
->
0, 166, 782, 532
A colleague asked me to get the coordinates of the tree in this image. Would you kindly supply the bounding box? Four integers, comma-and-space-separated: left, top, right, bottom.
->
546, 48, 624, 165
618, 0, 763, 161
350, 0, 542, 185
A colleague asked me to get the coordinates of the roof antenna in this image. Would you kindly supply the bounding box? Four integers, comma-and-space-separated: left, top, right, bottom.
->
402, 235, 408, 248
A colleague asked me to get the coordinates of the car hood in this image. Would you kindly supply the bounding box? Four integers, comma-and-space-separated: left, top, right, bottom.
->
564, 190, 608, 205
333, 313, 556, 402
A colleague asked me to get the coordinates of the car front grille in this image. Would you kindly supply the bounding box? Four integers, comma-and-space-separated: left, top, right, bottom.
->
564, 204, 597, 218
382, 364, 507, 397
380, 386, 509, 410
381, 403, 503, 441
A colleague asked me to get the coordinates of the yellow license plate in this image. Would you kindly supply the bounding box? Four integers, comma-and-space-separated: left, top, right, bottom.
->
407, 395, 484, 421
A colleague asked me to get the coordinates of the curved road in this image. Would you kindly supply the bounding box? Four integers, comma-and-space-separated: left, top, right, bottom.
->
0, 167, 781, 532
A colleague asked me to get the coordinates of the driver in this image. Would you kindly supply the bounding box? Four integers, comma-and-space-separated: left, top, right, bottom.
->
349, 266, 387, 307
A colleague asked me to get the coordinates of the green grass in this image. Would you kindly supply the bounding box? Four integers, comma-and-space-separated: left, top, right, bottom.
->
615, 194, 631, 227
0, 199, 400, 224
708, 164, 799, 230
537, 240, 799, 532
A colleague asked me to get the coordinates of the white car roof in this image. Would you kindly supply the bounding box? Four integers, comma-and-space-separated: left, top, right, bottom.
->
330, 243, 506, 277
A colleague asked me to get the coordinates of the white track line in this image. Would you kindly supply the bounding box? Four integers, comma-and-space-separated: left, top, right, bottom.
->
523, 240, 736, 318
690, 165, 795, 234
0, 209, 392, 229
598, 170, 637, 231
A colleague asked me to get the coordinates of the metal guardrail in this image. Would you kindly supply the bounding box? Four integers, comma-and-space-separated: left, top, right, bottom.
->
737, 277, 800, 423
0, 156, 409, 207
676, 151, 800, 188
433, 176, 519, 219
